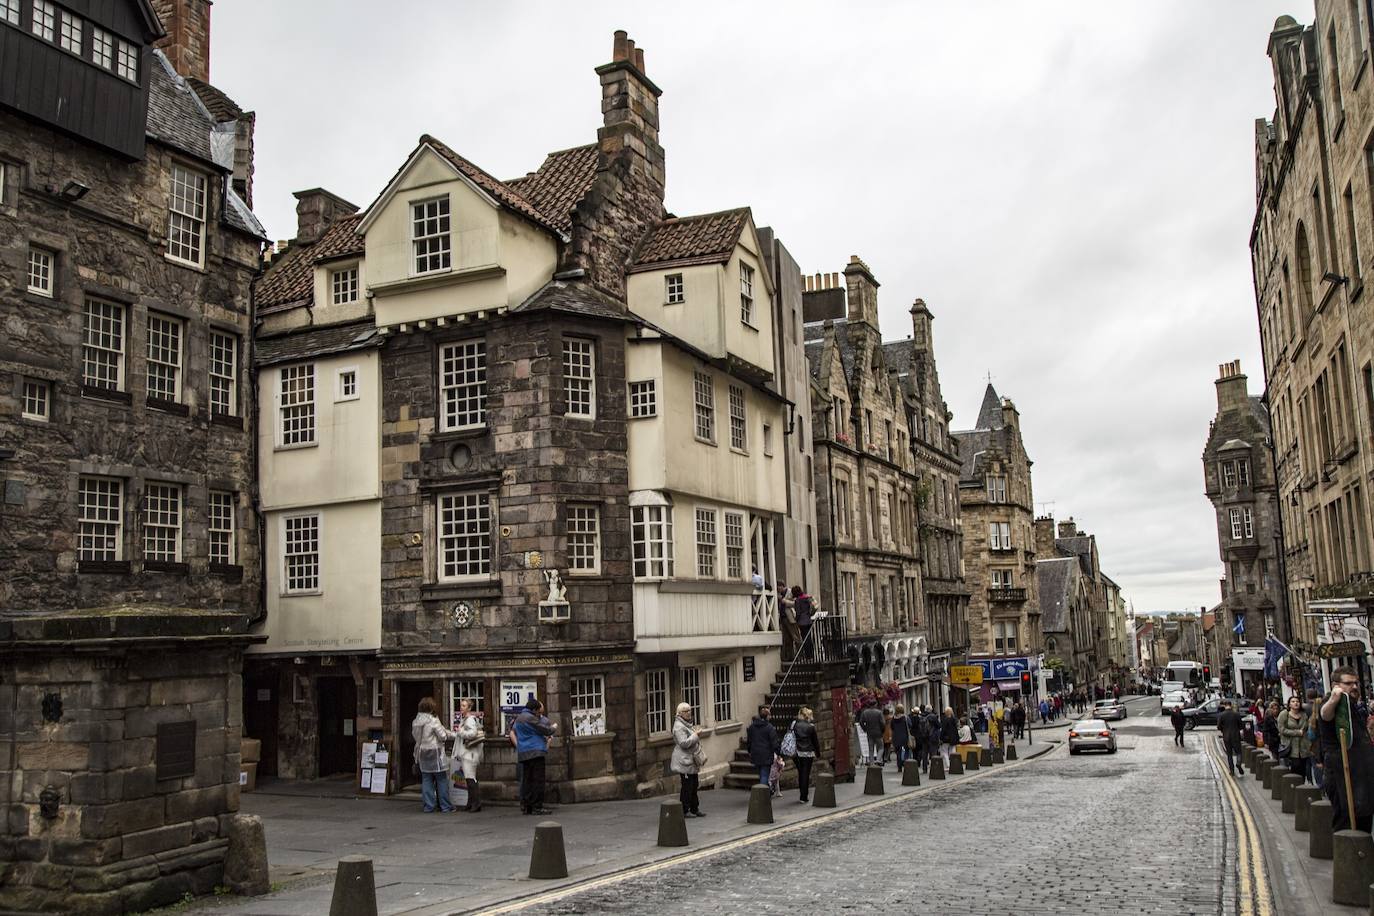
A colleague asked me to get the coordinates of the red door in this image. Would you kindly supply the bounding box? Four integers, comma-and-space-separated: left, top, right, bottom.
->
831, 687, 853, 778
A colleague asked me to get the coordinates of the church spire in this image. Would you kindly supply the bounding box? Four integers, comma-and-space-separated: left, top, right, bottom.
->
975, 383, 1003, 429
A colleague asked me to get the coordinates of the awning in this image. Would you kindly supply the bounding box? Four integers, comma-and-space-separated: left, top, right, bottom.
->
1305, 599, 1367, 615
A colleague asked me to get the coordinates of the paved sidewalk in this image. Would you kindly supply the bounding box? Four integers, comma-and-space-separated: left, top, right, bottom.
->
183, 732, 1057, 916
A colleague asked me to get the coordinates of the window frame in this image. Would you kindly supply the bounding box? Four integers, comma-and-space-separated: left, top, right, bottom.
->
335, 366, 359, 402
681, 666, 703, 724
437, 490, 494, 582
448, 679, 485, 725
695, 507, 718, 579
728, 384, 748, 452
693, 370, 715, 444
58, 9, 81, 54
631, 503, 675, 579
145, 312, 183, 403
0, 0, 19, 27
712, 662, 735, 725
277, 363, 317, 448
166, 164, 207, 267
645, 668, 670, 735
31, 0, 55, 40
1229, 508, 1244, 540
282, 512, 322, 595
411, 195, 452, 275
724, 511, 745, 580
567, 503, 601, 576
91, 25, 114, 69
27, 246, 54, 297
570, 676, 607, 736
208, 490, 236, 566
115, 38, 137, 82
78, 476, 123, 562
81, 298, 125, 392
438, 338, 486, 431
629, 379, 657, 418
739, 261, 755, 326
209, 331, 238, 416
21, 378, 50, 421
665, 273, 685, 305
562, 337, 596, 419
141, 481, 183, 564
330, 264, 359, 306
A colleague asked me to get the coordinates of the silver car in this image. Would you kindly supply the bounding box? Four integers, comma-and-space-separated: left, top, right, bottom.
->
1093, 698, 1127, 721
1068, 719, 1118, 755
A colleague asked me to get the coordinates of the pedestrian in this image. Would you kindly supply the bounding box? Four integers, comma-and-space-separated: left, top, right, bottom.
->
1039, 698, 1049, 724
1319, 666, 1374, 832
412, 697, 457, 813
890, 703, 911, 771
792, 586, 815, 659
514, 698, 556, 815
1307, 688, 1326, 790
1277, 695, 1311, 780
747, 705, 781, 786
973, 706, 988, 736
792, 706, 820, 803
1261, 701, 1282, 761
923, 705, 941, 772
453, 698, 484, 812
1169, 704, 1186, 748
1217, 700, 1244, 776
957, 715, 976, 745
939, 706, 959, 768
858, 700, 885, 766
1011, 701, 1026, 740
777, 584, 798, 659
911, 705, 930, 772
881, 707, 895, 764
671, 702, 705, 818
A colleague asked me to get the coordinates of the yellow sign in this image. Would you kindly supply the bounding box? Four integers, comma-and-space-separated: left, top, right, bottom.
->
950, 665, 984, 686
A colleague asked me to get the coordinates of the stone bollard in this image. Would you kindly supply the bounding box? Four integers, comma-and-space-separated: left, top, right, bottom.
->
929, 756, 946, 780
657, 800, 689, 848
747, 784, 774, 824
1253, 757, 1268, 783
1331, 830, 1374, 906
1310, 800, 1335, 860
1259, 759, 1274, 789
864, 765, 885, 796
965, 749, 980, 771
1271, 767, 1289, 801
1005, 745, 1018, 761
223, 814, 271, 897
948, 753, 964, 775
1294, 786, 1323, 832
329, 856, 378, 916
980, 747, 994, 767
1280, 774, 1304, 813
812, 772, 836, 808
902, 760, 921, 786
991, 746, 1005, 765
1242, 746, 1255, 769
529, 821, 568, 879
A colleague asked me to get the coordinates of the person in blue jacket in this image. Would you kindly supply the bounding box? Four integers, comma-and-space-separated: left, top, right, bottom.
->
514, 698, 557, 815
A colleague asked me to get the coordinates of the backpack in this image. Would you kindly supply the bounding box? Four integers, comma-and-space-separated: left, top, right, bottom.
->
780, 721, 798, 757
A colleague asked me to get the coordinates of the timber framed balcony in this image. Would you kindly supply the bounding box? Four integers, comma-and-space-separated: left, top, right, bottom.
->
633, 581, 781, 653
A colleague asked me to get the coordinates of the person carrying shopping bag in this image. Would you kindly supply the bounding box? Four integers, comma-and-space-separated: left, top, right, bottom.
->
452, 698, 484, 812
411, 697, 457, 813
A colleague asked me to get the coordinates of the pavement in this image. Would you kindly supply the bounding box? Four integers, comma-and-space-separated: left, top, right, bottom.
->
179, 717, 1061, 915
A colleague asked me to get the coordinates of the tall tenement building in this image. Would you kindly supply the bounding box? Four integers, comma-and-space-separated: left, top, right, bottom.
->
1251, 4, 1374, 663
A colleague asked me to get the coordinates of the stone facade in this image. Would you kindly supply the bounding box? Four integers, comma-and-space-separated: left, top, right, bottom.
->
1203, 361, 1286, 651
1251, 5, 1374, 646
953, 386, 1041, 664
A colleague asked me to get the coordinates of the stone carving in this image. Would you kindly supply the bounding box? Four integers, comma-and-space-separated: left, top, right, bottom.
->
452, 602, 477, 628
543, 569, 567, 604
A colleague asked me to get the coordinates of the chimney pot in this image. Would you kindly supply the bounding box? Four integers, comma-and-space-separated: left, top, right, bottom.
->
626, 38, 636, 65
613, 30, 628, 61
633, 47, 646, 72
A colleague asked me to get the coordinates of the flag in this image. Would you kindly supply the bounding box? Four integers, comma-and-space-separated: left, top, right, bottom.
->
1233, 615, 1246, 638
1335, 690, 1356, 750
1262, 635, 1284, 679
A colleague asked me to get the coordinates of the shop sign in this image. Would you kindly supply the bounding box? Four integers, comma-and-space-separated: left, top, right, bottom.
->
950, 665, 984, 686
1318, 640, 1368, 659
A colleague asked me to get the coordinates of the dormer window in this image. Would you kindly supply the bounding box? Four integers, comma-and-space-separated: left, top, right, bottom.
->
739, 262, 755, 325
331, 265, 359, 305
412, 197, 451, 274
665, 273, 685, 304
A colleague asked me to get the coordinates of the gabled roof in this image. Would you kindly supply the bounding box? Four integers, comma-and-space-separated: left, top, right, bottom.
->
630, 208, 751, 272
256, 319, 381, 367
881, 340, 914, 377
1038, 557, 1076, 634
510, 278, 630, 323
505, 144, 598, 235
256, 214, 364, 311
187, 78, 245, 122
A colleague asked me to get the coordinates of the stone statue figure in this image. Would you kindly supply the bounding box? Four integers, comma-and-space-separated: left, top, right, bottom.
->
544, 569, 567, 604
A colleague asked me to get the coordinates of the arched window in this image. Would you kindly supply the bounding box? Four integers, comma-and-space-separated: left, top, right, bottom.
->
1295, 222, 1314, 316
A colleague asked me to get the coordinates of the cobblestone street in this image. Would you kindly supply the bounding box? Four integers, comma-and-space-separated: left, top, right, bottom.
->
518, 697, 1235, 916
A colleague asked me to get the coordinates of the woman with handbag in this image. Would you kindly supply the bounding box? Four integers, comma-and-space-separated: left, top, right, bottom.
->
671, 702, 705, 818
1261, 701, 1282, 762
411, 697, 457, 813
453, 698, 484, 812
792, 707, 820, 803
1277, 695, 1311, 779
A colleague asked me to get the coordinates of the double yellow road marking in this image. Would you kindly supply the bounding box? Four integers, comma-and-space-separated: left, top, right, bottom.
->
1205, 736, 1273, 916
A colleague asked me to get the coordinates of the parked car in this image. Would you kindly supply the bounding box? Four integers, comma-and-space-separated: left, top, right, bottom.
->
1068, 719, 1118, 754
1159, 690, 1189, 715
1181, 697, 1222, 730
1093, 698, 1127, 721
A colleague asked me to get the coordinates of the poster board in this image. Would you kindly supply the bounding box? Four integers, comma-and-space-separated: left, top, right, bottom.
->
360, 742, 389, 796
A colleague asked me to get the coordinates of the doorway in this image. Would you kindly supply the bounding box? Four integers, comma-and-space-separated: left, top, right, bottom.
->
397, 680, 434, 787
242, 664, 280, 780
316, 677, 358, 778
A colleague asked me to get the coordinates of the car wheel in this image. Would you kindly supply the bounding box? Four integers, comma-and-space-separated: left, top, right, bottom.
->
1185, 719, 1196, 731
1069, 747, 1079, 755
1109, 746, 1117, 754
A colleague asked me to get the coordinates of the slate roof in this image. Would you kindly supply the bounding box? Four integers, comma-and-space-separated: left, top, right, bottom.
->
881, 340, 914, 377
975, 383, 1003, 430
511, 279, 631, 322
256, 319, 381, 367
631, 208, 750, 271
504, 144, 598, 235
255, 214, 364, 311
1037, 557, 1077, 633
187, 77, 245, 122
804, 339, 824, 383
1057, 536, 1095, 576
420, 135, 566, 238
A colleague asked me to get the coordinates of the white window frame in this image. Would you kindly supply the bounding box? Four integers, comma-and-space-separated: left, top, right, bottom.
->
27, 246, 53, 297
693, 371, 715, 443
986, 475, 1006, 503
282, 513, 322, 595
330, 265, 359, 306
438, 490, 493, 581
712, 662, 734, 724
570, 676, 607, 736
724, 511, 745, 580
991, 569, 1014, 589
31, 0, 54, 40
0, 0, 19, 27
209, 331, 238, 416
1237, 459, 1250, 486
695, 507, 718, 579
728, 384, 747, 452
81, 299, 125, 391
278, 363, 316, 448
208, 490, 235, 566
988, 521, 1011, 550
645, 669, 670, 735
145, 313, 183, 403
681, 666, 703, 724
629, 380, 657, 418
448, 679, 485, 725
142, 482, 182, 563
1243, 507, 1255, 539
835, 478, 851, 536
439, 339, 486, 431
335, 366, 359, 402
665, 273, 685, 305
91, 26, 114, 69
411, 196, 451, 275
562, 337, 595, 419
78, 476, 123, 562
115, 38, 137, 81
739, 262, 755, 326
567, 503, 601, 575
21, 378, 50, 421
1230, 508, 1243, 540
166, 165, 207, 267
1221, 461, 1237, 489
631, 503, 675, 579
58, 10, 80, 53
762, 422, 773, 457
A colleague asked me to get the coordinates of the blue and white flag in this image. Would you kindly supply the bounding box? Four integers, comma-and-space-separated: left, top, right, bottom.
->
1233, 615, 1246, 638
1263, 635, 1284, 679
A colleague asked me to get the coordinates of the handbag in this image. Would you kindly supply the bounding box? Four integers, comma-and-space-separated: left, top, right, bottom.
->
1277, 743, 1292, 759
692, 746, 708, 768
780, 722, 798, 758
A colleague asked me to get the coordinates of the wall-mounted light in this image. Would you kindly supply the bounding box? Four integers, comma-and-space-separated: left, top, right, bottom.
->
59, 180, 90, 202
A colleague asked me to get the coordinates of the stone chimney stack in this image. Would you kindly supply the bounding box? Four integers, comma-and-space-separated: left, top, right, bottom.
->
1000, 397, 1020, 434
1215, 359, 1250, 413
910, 298, 933, 348
293, 189, 358, 246
150, 0, 212, 83
843, 255, 880, 329
1034, 516, 1057, 559
1057, 517, 1078, 538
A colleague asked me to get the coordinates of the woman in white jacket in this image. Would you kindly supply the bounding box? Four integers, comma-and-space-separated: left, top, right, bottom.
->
453, 698, 484, 812
411, 697, 456, 813
671, 703, 705, 817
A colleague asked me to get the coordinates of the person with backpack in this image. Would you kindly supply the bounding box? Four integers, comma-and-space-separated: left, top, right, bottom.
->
923, 705, 940, 772
790, 707, 820, 803
890, 703, 911, 771
792, 586, 814, 659
747, 706, 781, 787
938, 707, 959, 768
411, 697, 457, 813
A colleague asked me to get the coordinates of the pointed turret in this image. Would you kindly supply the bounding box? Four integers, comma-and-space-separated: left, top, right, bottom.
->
975, 384, 1003, 430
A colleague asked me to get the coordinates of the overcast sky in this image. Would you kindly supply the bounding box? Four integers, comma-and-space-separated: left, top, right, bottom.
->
211, 0, 1299, 614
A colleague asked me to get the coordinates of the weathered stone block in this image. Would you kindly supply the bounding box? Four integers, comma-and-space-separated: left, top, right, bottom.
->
122, 822, 192, 859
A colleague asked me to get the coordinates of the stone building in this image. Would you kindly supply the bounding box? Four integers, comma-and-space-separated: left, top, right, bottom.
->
1036, 553, 1094, 692
883, 299, 971, 710
953, 386, 1041, 686
1251, 5, 1374, 653
0, 0, 266, 910
1034, 516, 1109, 690
1203, 361, 1286, 653
804, 259, 927, 707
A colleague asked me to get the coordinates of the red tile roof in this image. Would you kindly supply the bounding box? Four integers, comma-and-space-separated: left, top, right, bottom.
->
505, 144, 598, 235
630, 208, 751, 271
255, 214, 363, 310
420, 135, 567, 238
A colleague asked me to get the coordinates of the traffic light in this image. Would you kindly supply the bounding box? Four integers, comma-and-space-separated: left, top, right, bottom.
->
1203, 665, 1211, 682
1020, 671, 1033, 696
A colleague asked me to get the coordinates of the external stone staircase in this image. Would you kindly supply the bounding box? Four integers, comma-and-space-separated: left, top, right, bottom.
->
723, 659, 831, 790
